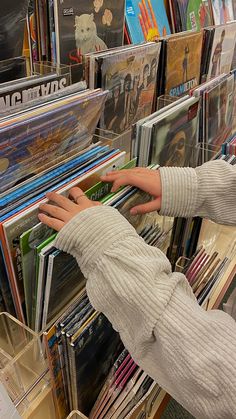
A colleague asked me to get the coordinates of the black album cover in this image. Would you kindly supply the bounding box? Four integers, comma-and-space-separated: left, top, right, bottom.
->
55, 0, 125, 65
0, 0, 29, 62
0, 57, 27, 84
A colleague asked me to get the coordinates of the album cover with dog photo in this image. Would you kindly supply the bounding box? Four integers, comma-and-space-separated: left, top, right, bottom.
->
54, 0, 125, 64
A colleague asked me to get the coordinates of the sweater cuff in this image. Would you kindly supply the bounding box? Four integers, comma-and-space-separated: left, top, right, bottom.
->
55, 205, 141, 273
159, 166, 198, 218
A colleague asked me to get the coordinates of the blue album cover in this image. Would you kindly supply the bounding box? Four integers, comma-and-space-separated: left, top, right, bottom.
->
126, 0, 170, 44
0, 146, 108, 208
0, 149, 119, 222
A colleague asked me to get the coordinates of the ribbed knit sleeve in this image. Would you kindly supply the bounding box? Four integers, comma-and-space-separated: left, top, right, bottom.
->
55, 206, 236, 419
159, 160, 236, 225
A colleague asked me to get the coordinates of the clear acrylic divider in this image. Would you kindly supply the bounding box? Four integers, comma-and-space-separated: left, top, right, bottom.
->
156, 95, 181, 110
66, 411, 88, 419
0, 313, 57, 418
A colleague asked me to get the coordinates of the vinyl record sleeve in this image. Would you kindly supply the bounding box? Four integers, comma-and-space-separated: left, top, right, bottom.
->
0, 0, 29, 61
100, 43, 161, 134
206, 23, 236, 81
164, 31, 203, 97
69, 313, 121, 415
54, 0, 125, 64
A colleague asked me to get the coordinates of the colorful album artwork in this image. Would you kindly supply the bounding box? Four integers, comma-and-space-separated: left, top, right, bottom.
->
0, 91, 107, 192
100, 43, 161, 134
165, 32, 203, 97
126, 0, 171, 44
185, 0, 213, 30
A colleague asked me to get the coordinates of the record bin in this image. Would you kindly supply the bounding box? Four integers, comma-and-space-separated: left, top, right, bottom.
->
33, 61, 86, 85
0, 314, 167, 418
175, 220, 236, 310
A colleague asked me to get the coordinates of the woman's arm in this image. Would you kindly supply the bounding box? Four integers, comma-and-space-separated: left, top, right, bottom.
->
54, 206, 236, 419
159, 159, 236, 226
102, 160, 236, 226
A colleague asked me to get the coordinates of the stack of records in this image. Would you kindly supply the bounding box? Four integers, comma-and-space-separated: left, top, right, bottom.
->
169, 0, 213, 32
132, 95, 200, 167
191, 72, 234, 148
201, 22, 236, 82
180, 243, 236, 306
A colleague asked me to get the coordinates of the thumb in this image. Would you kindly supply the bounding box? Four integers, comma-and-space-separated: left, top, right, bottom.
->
130, 198, 161, 215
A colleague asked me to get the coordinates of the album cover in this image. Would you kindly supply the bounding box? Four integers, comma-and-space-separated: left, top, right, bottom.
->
0, 90, 107, 193
54, 0, 125, 64
150, 97, 200, 167
207, 23, 236, 80
171, 0, 213, 31
0, 57, 27, 84
126, 0, 171, 44
0, 0, 28, 61
211, 0, 234, 25
42, 250, 86, 328
100, 43, 161, 134
20, 223, 54, 327
69, 313, 121, 415
164, 31, 203, 96
0, 243, 16, 316
204, 74, 234, 147
0, 73, 70, 113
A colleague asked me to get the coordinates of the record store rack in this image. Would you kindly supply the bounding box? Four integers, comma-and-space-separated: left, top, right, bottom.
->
0, 136, 235, 419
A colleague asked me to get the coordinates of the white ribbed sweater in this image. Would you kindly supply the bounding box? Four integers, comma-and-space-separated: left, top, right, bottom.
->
56, 160, 236, 419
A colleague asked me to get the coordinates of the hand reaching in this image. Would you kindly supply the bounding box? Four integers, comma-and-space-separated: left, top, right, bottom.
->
101, 167, 162, 215
38, 187, 101, 231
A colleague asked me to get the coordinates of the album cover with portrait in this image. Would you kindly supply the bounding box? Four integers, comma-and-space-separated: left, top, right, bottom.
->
204, 73, 234, 147
54, 0, 125, 64
206, 22, 236, 81
99, 42, 161, 134
150, 97, 200, 167
164, 31, 203, 97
